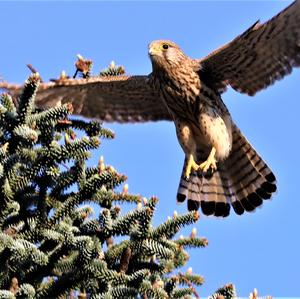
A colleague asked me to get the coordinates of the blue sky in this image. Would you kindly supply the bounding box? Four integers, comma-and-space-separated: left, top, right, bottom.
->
1, 1, 299, 296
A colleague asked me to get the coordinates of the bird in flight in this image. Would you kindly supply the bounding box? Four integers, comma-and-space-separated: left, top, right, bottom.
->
1, 0, 299, 217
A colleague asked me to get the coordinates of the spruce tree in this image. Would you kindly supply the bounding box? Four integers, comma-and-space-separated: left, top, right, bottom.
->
0, 73, 213, 298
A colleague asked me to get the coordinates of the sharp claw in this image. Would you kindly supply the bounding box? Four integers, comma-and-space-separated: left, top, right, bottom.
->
185, 163, 191, 179
185, 154, 199, 179
191, 147, 217, 175
199, 158, 217, 173
185, 148, 217, 178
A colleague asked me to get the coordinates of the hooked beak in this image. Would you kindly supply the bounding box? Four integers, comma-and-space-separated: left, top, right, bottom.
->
148, 44, 161, 57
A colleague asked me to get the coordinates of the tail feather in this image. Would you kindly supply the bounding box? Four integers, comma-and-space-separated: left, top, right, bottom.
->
176, 125, 277, 217
177, 162, 201, 210
225, 127, 276, 214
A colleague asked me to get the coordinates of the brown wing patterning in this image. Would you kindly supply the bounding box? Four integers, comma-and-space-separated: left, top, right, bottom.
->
0, 76, 171, 123
199, 0, 300, 95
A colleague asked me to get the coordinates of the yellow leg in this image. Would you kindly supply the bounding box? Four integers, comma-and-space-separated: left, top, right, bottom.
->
185, 154, 200, 179
185, 147, 217, 178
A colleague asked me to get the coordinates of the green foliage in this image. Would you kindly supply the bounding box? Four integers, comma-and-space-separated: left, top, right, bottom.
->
208, 284, 237, 299
0, 75, 215, 298
100, 61, 125, 77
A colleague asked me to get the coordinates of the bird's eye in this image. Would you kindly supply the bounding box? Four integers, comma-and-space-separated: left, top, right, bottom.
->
162, 44, 169, 50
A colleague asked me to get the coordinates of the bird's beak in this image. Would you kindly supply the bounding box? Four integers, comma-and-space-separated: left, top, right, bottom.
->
148, 45, 161, 57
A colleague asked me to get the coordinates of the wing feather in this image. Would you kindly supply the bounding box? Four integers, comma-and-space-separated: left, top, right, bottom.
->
199, 0, 300, 95
0, 75, 171, 123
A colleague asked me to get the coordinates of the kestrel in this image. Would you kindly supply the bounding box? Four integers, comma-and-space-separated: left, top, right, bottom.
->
1, 0, 299, 216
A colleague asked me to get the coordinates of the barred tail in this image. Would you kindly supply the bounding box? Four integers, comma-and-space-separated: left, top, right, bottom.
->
177, 125, 277, 217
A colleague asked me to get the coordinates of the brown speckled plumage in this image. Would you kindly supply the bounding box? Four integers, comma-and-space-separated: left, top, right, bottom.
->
1, 0, 299, 216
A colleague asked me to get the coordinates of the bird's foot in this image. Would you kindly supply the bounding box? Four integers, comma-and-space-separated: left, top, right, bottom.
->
199, 147, 217, 173
185, 148, 217, 179
185, 154, 200, 179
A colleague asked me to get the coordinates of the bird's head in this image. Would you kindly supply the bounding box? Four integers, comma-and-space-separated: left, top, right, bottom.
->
148, 40, 186, 71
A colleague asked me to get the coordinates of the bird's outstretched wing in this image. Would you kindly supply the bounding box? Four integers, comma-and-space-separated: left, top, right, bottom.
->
199, 0, 300, 96
0, 75, 171, 123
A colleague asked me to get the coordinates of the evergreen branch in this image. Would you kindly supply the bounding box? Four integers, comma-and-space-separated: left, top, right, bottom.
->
99, 61, 125, 77
15, 283, 35, 298
140, 239, 174, 260
139, 280, 168, 299
175, 236, 208, 249
151, 211, 199, 239
107, 286, 137, 299
208, 283, 237, 299
0, 93, 16, 114
178, 272, 204, 286
178, 272, 200, 298
13, 125, 38, 145
171, 288, 193, 298
0, 290, 15, 299
17, 74, 40, 124
105, 240, 131, 265
29, 103, 72, 126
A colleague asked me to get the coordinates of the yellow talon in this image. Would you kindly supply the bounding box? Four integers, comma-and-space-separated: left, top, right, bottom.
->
185, 147, 217, 178
199, 147, 217, 173
185, 154, 200, 178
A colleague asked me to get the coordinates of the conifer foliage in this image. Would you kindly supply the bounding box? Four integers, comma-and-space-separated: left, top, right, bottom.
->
0, 74, 215, 298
